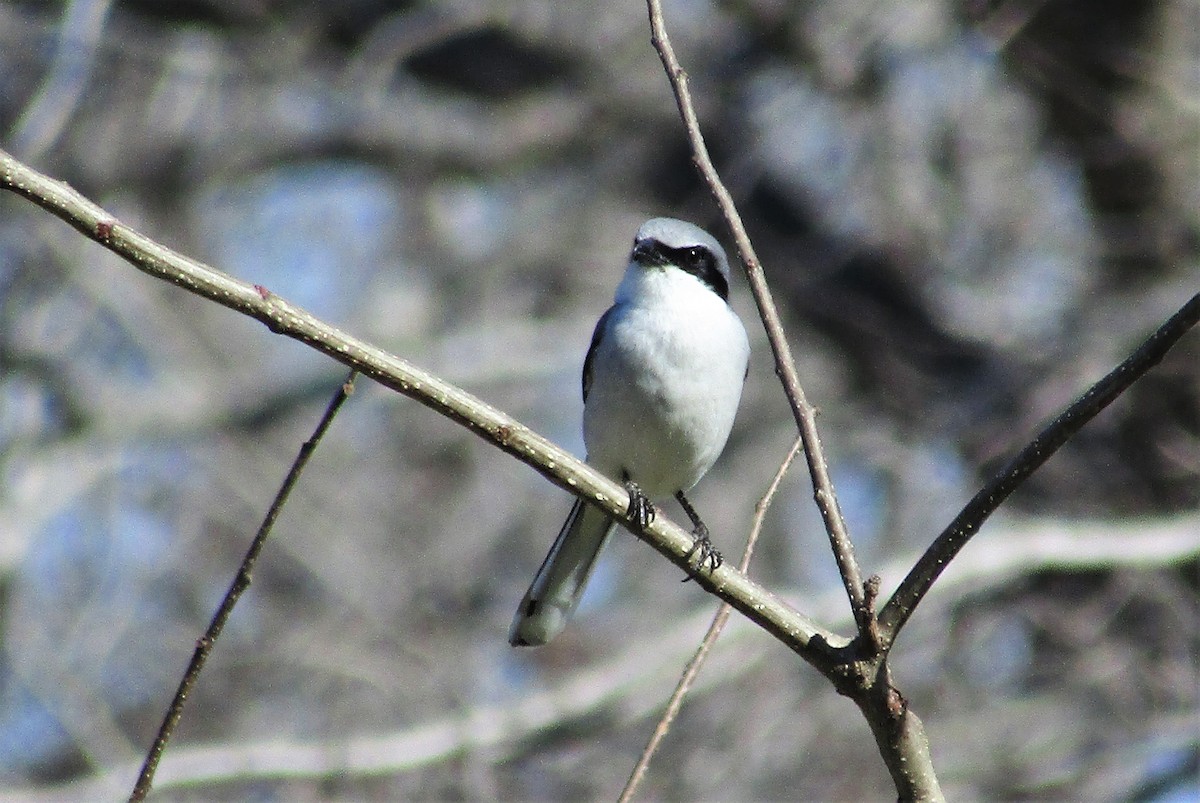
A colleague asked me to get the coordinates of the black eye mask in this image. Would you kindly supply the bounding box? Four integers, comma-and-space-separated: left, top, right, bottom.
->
632, 238, 729, 301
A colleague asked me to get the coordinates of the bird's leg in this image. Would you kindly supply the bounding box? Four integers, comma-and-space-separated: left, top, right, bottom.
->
622, 473, 655, 531
676, 490, 723, 576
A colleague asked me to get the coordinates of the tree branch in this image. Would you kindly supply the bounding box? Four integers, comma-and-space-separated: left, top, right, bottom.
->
644, 0, 874, 643
878, 292, 1200, 650
0, 146, 840, 666
641, 5, 943, 798
129, 371, 358, 802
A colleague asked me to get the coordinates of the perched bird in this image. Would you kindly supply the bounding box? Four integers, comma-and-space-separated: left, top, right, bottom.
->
510, 217, 750, 646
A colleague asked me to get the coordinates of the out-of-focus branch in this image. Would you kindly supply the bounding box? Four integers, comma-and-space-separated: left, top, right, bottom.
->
0, 146, 839, 663
878, 292, 1200, 651
9, 0, 114, 161
644, 0, 874, 644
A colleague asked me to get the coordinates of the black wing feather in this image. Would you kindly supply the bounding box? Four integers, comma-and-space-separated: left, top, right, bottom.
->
582, 306, 614, 403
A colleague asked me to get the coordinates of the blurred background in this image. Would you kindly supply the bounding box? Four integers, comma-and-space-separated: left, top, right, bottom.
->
0, 0, 1197, 799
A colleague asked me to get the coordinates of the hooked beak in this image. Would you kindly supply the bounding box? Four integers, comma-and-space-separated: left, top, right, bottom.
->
631, 238, 666, 267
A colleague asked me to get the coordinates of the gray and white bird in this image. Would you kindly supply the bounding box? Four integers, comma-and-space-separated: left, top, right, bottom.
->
510, 217, 750, 646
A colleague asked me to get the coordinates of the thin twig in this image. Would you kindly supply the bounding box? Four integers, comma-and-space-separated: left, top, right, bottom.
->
128, 371, 358, 802
878, 292, 1200, 650
641, 4, 939, 797
644, 0, 874, 643
619, 436, 803, 803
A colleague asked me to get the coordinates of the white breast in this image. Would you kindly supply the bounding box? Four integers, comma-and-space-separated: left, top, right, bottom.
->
582, 264, 749, 497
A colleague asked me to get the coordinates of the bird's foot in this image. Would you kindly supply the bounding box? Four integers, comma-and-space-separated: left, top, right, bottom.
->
682, 524, 723, 580
624, 480, 655, 531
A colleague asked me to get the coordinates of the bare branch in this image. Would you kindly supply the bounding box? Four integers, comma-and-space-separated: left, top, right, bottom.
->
0, 146, 839, 665
854, 663, 943, 802
878, 292, 1200, 650
619, 435, 803, 802
129, 371, 358, 801
640, 4, 944, 798
643, 0, 874, 642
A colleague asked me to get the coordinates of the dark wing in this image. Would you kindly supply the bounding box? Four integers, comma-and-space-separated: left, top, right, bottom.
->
582, 306, 614, 403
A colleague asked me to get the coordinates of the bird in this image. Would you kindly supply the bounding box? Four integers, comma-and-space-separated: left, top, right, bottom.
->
509, 217, 750, 647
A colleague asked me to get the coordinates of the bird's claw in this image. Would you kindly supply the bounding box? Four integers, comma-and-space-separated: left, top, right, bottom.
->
624, 480, 655, 530
682, 526, 723, 581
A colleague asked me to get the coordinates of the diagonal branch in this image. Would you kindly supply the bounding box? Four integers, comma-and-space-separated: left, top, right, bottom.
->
129, 371, 359, 802
878, 292, 1200, 650
644, 0, 874, 642
0, 147, 841, 666
641, 7, 942, 798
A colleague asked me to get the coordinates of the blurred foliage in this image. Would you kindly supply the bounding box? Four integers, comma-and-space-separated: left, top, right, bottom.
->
0, 0, 1196, 799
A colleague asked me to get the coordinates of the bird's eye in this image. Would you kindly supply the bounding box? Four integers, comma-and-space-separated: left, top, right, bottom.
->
683, 246, 711, 271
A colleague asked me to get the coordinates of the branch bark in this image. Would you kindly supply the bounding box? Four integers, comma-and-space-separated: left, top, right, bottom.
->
0, 146, 841, 667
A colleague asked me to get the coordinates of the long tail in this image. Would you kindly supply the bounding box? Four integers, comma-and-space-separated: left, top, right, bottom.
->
509, 499, 616, 646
